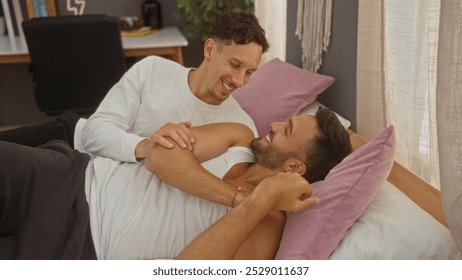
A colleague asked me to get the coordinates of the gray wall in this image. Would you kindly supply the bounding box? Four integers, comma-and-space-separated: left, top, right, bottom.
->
0, 0, 358, 128
286, 0, 358, 130
55, 0, 145, 17
55, 0, 202, 67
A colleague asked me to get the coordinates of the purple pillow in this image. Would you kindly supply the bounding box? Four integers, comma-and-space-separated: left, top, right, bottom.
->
232, 58, 334, 136
275, 126, 396, 260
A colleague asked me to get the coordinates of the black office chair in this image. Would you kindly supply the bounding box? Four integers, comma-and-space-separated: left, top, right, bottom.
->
22, 15, 127, 116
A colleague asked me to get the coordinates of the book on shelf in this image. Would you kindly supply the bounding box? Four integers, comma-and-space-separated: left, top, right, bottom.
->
18, 0, 29, 20
46, 0, 56, 16
1, 0, 57, 40
12, 0, 25, 37
25, 0, 34, 18
36, 0, 48, 17
6, 0, 19, 35
26, 0, 57, 19
1, 0, 15, 40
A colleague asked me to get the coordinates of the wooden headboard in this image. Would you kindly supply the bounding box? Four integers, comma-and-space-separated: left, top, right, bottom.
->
348, 130, 448, 227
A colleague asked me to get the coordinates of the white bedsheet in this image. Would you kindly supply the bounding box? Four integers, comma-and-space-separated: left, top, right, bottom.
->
329, 180, 461, 259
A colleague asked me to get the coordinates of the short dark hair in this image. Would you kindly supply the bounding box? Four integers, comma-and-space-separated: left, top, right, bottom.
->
208, 11, 270, 53
303, 107, 353, 183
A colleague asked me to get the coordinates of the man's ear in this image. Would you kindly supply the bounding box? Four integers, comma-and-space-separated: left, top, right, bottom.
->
282, 158, 307, 176
204, 38, 215, 58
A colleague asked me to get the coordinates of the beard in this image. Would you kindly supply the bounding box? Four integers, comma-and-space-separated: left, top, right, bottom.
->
250, 138, 296, 169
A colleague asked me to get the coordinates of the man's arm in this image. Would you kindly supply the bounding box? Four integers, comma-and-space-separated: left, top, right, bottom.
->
135, 121, 196, 160
81, 59, 149, 162
144, 122, 254, 206
176, 172, 319, 259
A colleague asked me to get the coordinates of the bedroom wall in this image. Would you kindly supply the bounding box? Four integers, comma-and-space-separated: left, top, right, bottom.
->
286, 0, 358, 130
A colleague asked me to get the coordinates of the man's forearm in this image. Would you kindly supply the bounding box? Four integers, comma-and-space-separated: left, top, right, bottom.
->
176, 192, 271, 259
144, 123, 253, 206
176, 173, 319, 260
145, 143, 240, 206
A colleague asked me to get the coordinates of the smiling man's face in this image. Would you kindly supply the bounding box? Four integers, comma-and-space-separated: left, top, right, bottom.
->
202, 38, 262, 105
251, 115, 319, 170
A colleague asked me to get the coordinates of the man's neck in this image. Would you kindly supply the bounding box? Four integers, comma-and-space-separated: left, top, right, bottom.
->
224, 163, 276, 193
187, 64, 209, 101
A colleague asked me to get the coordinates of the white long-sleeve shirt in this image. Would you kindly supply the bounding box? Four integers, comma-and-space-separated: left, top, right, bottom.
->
85, 146, 255, 259
78, 56, 257, 162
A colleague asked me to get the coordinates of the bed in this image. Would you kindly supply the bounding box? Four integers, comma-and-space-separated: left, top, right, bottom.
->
232, 58, 461, 260
1, 59, 459, 260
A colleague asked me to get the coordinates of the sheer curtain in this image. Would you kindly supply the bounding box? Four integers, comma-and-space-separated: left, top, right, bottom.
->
254, 0, 287, 64
436, 0, 462, 254
357, 0, 462, 253
357, 0, 440, 188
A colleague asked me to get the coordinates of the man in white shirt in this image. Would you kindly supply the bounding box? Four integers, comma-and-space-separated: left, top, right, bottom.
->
0, 11, 269, 208
139, 107, 352, 259
79, 11, 270, 162
0, 108, 352, 259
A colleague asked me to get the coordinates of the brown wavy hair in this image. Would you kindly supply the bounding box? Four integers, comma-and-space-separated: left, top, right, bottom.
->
303, 107, 353, 183
208, 11, 270, 53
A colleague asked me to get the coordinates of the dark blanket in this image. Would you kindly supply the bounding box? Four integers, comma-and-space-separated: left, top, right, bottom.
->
0, 140, 96, 259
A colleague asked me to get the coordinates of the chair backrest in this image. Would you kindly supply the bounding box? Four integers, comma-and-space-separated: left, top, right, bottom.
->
22, 15, 127, 116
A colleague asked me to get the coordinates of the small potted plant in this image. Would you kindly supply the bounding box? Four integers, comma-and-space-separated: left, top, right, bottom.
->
175, 0, 254, 42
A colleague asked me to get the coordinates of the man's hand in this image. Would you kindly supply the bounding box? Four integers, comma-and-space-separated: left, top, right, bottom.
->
134, 121, 195, 161
177, 172, 319, 260
252, 172, 320, 213
150, 121, 195, 151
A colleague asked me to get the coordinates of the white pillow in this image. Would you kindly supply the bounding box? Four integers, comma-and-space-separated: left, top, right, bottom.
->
298, 100, 351, 129
329, 180, 461, 259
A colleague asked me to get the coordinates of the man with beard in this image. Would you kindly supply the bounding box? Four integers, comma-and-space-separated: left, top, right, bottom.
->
0, 107, 352, 259
139, 107, 352, 259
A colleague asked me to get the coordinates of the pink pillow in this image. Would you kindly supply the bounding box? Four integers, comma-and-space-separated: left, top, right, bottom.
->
275, 126, 396, 260
232, 58, 334, 136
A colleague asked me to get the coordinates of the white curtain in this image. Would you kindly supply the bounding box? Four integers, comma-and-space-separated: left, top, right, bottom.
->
436, 0, 462, 254
254, 0, 287, 65
357, 0, 462, 253
357, 0, 440, 188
